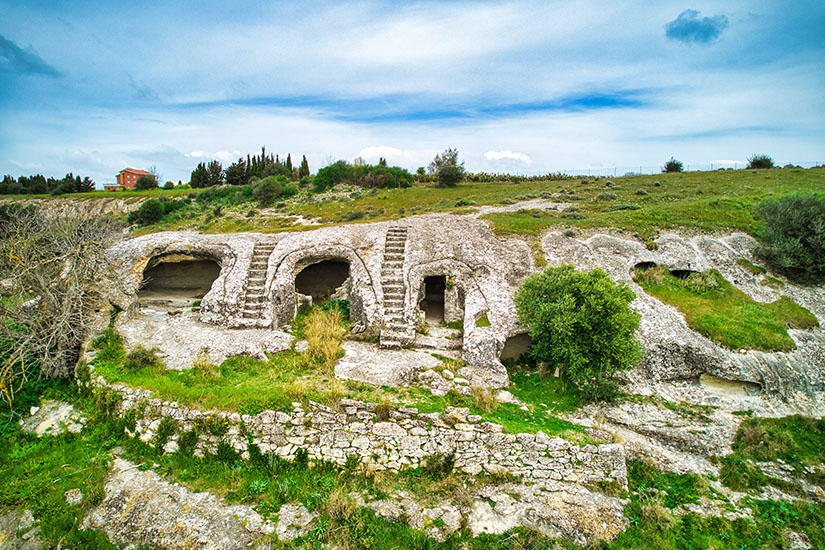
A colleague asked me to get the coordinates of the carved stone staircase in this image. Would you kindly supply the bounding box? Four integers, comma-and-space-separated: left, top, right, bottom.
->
380, 227, 414, 349
240, 238, 278, 325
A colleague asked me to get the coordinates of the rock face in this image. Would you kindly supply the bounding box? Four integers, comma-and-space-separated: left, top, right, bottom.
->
107, 216, 825, 407
83, 458, 275, 549
0, 509, 42, 550
542, 231, 825, 412
21, 400, 87, 437
115, 307, 293, 370
360, 481, 627, 546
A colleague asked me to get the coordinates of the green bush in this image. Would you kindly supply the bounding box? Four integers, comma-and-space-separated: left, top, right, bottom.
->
128, 199, 164, 225
663, 157, 683, 173
754, 193, 825, 281
747, 154, 775, 169
124, 347, 161, 371
134, 174, 158, 190
252, 177, 282, 207
514, 265, 642, 401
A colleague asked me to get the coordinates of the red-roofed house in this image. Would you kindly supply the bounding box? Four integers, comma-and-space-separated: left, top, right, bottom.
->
116, 168, 151, 189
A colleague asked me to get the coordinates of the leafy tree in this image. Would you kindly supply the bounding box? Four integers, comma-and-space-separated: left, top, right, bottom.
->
299, 155, 310, 179
190, 163, 209, 188
514, 265, 642, 402
206, 160, 224, 187
314, 161, 352, 191
163, 181, 174, 189
755, 193, 825, 282
224, 158, 247, 186
252, 176, 282, 207
134, 174, 158, 190
663, 157, 683, 173
428, 148, 465, 187
747, 154, 774, 169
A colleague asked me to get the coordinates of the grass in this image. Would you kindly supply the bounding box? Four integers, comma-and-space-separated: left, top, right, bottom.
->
737, 258, 767, 276
55, 167, 814, 239
482, 168, 825, 241
4, 378, 825, 549
634, 267, 817, 351
0, 382, 128, 548
718, 415, 825, 493
91, 316, 586, 437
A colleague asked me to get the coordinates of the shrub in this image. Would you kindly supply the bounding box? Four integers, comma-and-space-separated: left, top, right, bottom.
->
514, 265, 642, 401
422, 452, 455, 480
124, 347, 161, 371
134, 174, 158, 190
663, 158, 683, 173
754, 193, 825, 281
252, 177, 281, 207
128, 199, 165, 225
596, 192, 616, 201
747, 154, 775, 169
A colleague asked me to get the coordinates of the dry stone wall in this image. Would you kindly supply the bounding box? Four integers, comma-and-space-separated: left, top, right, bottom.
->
101, 379, 627, 488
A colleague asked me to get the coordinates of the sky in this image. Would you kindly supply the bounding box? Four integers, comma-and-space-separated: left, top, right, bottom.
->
1, 1, 824, 185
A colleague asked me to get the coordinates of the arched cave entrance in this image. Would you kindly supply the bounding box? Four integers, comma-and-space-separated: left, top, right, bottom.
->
294, 260, 350, 304
501, 333, 534, 362
421, 276, 446, 323
670, 269, 699, 279
139, 255, 221, 307
633, 261, 657, 272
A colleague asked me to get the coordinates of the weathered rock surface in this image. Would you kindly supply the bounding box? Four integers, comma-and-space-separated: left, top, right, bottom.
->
543, 230, 825, 411
82, 458, 275, 549
107, 218, 825, 408
0, 509, 42, 550
274, 504, 317, 541
21, 400, 87, 437
335, 341, 443, 386
360, 481, 627, 546
115, 307, 293, 370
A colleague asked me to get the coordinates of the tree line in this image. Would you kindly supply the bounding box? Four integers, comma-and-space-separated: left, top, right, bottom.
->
0, 173, 95, 196
189, 148, 311, 188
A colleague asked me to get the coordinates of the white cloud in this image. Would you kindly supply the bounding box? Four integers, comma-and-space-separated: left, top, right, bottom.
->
185, 149, 242, 161
358, 145, 436, 168
484, 150, 533, 165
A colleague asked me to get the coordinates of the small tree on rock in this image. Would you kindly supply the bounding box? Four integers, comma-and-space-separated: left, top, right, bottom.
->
514, 265, 642, 402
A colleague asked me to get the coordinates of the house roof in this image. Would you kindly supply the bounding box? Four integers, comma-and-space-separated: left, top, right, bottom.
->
119, 168, 151, 176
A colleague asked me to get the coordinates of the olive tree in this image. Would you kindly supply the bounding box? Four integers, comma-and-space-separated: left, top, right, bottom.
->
514, 264, 642, 401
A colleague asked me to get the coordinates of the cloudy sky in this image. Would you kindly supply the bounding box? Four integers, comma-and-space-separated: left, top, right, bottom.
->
1, 1, 823, 184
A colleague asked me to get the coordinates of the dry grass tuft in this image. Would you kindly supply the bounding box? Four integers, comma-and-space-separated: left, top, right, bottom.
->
472, 385, 499, 413
325, 487, 358, 522
304, 308, 347, 369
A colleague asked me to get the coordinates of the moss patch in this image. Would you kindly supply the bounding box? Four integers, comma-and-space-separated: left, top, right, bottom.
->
634, 267, 817, 351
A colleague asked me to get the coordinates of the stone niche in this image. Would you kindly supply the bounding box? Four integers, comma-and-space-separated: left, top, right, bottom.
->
138, 253, 222, 308
294, 259, 350, 304
501, 333, 533, 361
417, 275, 465, 326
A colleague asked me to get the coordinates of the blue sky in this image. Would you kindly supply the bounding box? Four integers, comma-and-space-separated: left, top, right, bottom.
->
1, 1, 823, 184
